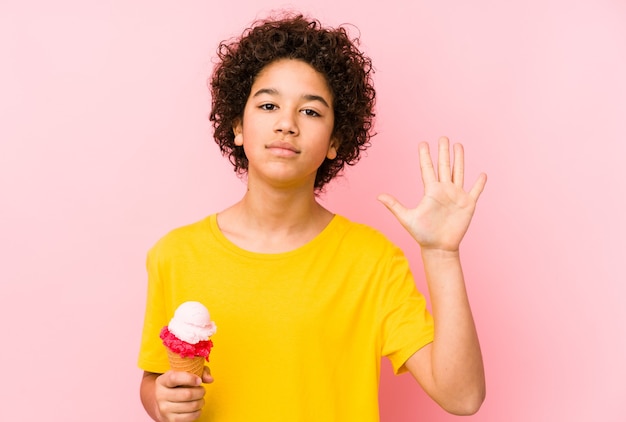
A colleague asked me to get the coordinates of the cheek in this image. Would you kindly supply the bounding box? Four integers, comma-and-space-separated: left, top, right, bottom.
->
242, 114, 270, 137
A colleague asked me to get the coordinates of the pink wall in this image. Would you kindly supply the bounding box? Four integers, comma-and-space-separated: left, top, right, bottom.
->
2, 0, 624, 420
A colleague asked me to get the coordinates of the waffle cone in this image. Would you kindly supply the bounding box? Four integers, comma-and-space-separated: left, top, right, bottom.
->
166, 349, 205, 377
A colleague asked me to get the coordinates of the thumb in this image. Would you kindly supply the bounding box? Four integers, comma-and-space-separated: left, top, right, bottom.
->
202, 366, 214, 384
377, 194, 409, 224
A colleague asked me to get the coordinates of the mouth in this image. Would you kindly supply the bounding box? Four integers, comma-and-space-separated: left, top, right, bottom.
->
265, 141, 300, 154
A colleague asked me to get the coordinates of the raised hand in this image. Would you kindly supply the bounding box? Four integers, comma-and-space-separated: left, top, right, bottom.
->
378, 137, 487, 253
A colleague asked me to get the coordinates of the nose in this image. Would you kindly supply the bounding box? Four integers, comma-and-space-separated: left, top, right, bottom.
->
274, 110, 299, 136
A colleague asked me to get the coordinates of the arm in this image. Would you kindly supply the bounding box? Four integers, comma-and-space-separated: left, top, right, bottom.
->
378, 137, 486, 415
140, 369, 214, 422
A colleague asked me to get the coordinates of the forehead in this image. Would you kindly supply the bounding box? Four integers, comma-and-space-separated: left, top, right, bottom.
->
252, 59, 333, 99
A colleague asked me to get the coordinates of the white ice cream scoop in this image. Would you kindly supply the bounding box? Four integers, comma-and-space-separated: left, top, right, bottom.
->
168, 301, 217, 344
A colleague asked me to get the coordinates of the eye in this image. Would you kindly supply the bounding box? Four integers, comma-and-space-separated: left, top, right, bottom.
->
259, 103, 277, 111
302, 108, 320, 117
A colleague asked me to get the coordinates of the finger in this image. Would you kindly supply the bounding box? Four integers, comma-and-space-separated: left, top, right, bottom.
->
438, 136, 452, 182
161, 394, 205, 421
159, 370, 202, 388
418, 142, 436, 186
172, 387, 206, 404
377, 194, 410, 226
452, 143, 465, 188
170, 409, 202, 422
202, 366, 214, 384
469, 173, 487, 201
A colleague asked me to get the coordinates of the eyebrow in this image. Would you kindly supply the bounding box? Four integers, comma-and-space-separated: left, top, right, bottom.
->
252, 88, 331, 108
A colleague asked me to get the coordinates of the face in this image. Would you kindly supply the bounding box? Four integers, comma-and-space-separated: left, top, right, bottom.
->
233, 59, 337, 191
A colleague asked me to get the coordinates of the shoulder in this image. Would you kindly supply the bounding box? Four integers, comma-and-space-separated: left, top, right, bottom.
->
148, 215, 213, 259
331, 214, 400, 255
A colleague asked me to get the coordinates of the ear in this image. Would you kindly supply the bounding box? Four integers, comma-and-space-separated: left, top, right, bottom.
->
233, 118, 243, 146
326, 137, 338, 160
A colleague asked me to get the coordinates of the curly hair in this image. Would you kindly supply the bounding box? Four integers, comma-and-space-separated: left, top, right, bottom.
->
209, 13, 376, 192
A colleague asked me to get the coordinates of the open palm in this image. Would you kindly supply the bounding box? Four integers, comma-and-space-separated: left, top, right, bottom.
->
378, 137, 487, 252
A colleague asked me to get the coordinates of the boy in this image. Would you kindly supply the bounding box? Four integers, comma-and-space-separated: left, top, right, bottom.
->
138, 13, 486, 422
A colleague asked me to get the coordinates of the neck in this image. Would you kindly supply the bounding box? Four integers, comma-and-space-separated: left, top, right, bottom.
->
216, 181, 334, 253
243, 181, 321, 228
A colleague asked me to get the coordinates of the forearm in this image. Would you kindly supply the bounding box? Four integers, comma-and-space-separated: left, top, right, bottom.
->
421, 249, 485, 413
140, 372, 163, 422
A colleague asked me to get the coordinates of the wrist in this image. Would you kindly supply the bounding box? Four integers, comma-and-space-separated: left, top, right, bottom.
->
420, 247, 460, 261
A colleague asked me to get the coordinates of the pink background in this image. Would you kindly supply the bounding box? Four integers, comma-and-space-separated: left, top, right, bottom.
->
2, 0, 625, 420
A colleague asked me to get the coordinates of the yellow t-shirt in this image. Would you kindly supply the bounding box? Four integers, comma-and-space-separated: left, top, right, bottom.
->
138, 214, 434, 421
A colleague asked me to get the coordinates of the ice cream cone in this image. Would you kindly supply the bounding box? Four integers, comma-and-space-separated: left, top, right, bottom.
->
166, 349, 205, 377
161, 301, 216, 378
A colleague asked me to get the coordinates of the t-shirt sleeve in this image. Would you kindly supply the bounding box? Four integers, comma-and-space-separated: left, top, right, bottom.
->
137, 243, 171, 374
379, 248, 434, 375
